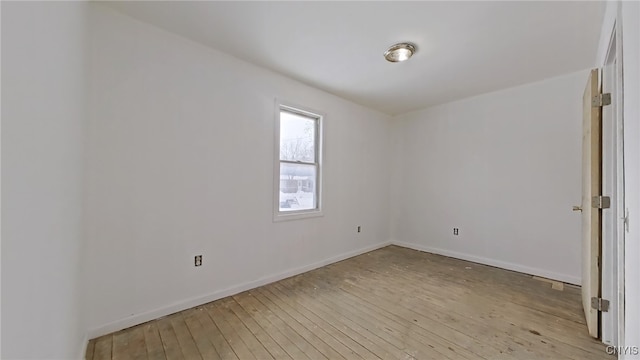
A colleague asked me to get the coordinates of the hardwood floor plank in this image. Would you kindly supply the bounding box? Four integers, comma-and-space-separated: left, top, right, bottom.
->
92, 335, 112, 360
255, 286, 364, 359
210, 301, 273, 359
239, 292, 327, 360
272, 281, 407, 360
157, 316, 184, 360
251, 287, 347, 359
196, 306, 239, 360
128, 326, 148, 360
143, 322, 167, 360
233, 292, 314, 360
169, 313, 203, 359
274, 279, 423, 360
258, 286, 378, 360
224, 297, 293, 359
183, 308, 221, 360
112, 328, 140, 360
110, 331, 127, 360
204, 301, 257, 360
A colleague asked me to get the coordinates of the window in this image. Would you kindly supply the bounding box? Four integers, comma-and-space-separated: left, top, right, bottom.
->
274, 102, 322, 220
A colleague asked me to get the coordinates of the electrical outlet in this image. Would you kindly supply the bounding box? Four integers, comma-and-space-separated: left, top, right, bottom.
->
453, 228, 459, 236
195, 255, 202, 267
357, 226, 361, 233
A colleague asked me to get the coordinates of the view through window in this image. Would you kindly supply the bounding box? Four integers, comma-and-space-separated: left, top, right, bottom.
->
278, 107, 321, 214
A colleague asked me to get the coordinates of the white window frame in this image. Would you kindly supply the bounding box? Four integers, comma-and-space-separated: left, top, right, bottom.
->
273, 100, 324, 221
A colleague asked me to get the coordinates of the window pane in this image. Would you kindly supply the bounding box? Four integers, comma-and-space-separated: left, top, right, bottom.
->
279, 163, 316, 211
280, 111, 316, 162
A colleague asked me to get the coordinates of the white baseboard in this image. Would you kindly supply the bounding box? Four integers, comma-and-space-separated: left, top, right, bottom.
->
392, 241, 581, 286
84, 240, 392, 341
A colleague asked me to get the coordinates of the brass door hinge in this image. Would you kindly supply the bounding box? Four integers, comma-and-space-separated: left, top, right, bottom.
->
592, 196, 611, 209
592, 93, 611, 107
591, 297, 610, 312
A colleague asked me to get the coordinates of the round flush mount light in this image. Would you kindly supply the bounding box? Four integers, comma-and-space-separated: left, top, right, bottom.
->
384, 42, 416, 62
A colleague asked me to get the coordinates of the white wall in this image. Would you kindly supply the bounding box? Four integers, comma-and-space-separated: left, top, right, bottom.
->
390, 70, 589, 285
1, 2, 88, 358
83, 5, 392, 337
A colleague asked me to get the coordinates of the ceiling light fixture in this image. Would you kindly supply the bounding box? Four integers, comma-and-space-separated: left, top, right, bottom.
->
384, 42, 416, 63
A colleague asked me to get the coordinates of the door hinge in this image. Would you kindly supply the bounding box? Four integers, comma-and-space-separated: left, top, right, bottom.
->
592, 93, 612, 107
592, 195, 611, 209
591, 297, 610, 312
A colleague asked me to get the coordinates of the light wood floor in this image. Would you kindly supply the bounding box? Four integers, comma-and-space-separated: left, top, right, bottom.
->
87, 245, 612, 360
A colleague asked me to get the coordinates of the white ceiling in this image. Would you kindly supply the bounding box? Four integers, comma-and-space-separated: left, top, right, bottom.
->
101, 1, 605, 115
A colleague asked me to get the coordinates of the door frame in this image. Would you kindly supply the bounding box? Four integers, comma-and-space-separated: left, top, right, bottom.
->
600, 18, 625, 347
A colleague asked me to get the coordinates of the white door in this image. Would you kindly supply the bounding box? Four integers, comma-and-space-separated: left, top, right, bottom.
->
581, 68, 601, 338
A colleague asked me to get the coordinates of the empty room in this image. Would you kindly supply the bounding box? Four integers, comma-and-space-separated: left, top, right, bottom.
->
2, 1, 639, 359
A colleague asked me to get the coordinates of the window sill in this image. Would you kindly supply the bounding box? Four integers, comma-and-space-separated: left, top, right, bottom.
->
273, 209, 323, 222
